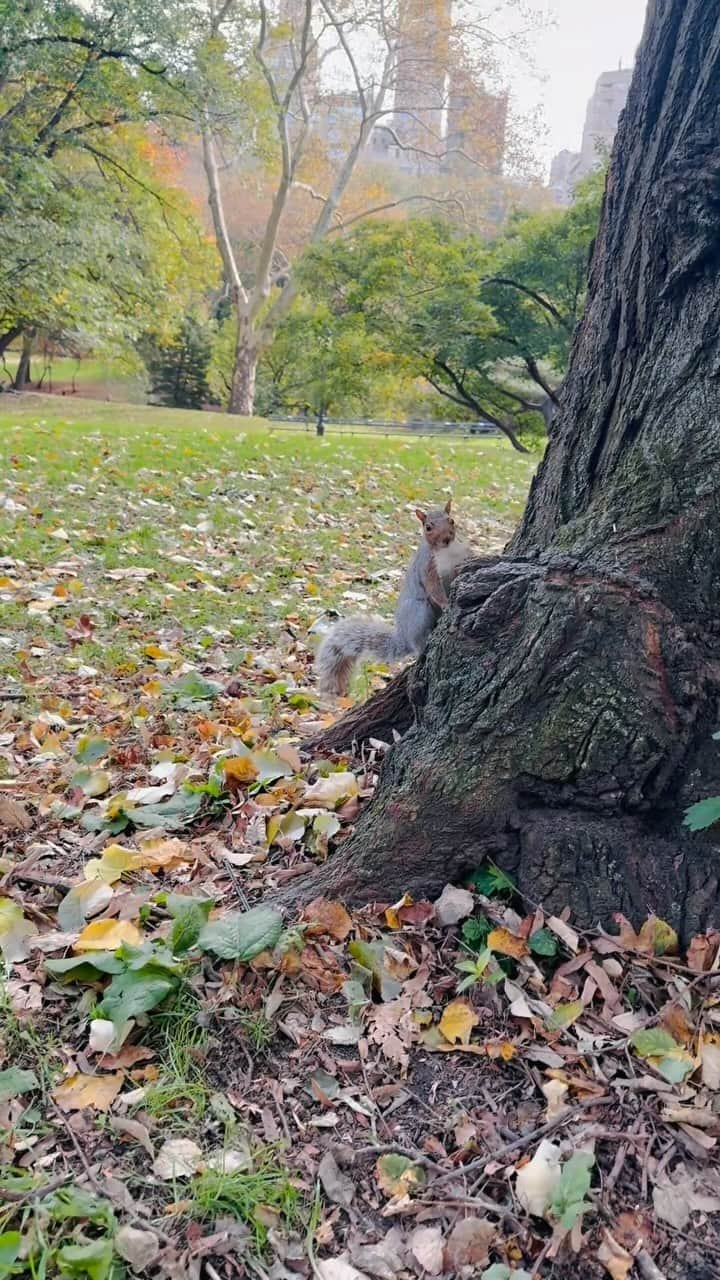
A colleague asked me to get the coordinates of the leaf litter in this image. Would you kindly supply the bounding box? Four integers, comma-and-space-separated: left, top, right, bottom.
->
0, 411, 717, 1278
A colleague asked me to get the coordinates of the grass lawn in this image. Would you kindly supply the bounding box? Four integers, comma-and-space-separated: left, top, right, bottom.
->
0, 398, 706, 1278
0, 393, 536, 688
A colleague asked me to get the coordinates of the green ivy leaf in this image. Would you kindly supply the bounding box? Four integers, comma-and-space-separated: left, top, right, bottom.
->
467, 862, 515, 896
0, 1231, 22, 1273
0, 1067, 38, 1104
550, 1151, 595, 1229
97, 967, 178, 1026
46, 953, 125, 983
198, 905, 283, 961
529, 928, 559, 957
630, 1028, 679, 1058
56, 1235, 114, 1280
167, 894, 214, 954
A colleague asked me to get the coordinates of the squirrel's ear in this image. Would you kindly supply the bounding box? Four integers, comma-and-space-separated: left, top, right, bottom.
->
415, 508, 426, 524
444, 498, 452, 514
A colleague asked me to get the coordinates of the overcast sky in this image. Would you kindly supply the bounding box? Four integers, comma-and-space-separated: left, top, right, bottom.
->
521, 0, 649, 167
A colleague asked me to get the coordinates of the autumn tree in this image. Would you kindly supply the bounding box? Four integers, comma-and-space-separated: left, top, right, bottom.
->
193, 0, 537, 417
297, 0, 720, 940
0, 1, 213, 368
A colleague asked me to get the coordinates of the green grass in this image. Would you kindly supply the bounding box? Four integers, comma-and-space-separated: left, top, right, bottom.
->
0, 394, 536, 683
188, 1151, 300, 1249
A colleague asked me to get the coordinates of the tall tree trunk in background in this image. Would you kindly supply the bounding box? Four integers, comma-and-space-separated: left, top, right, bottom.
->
229, 322, 258, 416
296, 0, 720, 939
13, 329, 35, 390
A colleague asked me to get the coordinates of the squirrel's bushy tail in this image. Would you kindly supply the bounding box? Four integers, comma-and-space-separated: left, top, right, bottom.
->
316, 617, 409, 695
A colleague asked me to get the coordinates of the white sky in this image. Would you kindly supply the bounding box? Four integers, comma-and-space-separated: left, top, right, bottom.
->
515, 0, 649, 168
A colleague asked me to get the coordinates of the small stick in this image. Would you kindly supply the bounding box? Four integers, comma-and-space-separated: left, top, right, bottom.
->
634, 1243, 668, 1280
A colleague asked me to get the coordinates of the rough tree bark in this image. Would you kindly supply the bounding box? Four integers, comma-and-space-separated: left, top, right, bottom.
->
294, 0, 720, 938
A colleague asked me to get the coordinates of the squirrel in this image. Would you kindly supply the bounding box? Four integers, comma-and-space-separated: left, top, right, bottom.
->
316, 499, 471, 695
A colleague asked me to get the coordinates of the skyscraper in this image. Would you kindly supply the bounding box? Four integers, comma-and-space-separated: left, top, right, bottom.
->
392, 0, 453, 171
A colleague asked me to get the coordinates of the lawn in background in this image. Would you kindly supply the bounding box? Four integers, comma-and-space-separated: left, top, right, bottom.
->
0, 394, 536, 688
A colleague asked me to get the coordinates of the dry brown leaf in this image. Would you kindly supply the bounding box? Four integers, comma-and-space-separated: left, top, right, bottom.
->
137, 837, 193, 871
598, 1229, 633, 1280
409, 1226, 444, 1276
53, 1071, 124, 1113
438, 999, 479, 1045
0, 795, 32, 831
687, 931, 720, 972
303, 896, 353, 941
487, 927, 528, 959
444, 1217, 495, 1270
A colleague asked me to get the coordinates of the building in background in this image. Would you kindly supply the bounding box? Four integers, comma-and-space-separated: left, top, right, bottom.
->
550, 67, 632, 203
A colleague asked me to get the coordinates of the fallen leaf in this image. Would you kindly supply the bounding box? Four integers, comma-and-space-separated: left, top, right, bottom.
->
487, 927, 528, 959
57, 879, 113, 931
385, 893, 413, 929
444, 1217, 495, 1269
516, 1140, 562, 1216
546, 916, 580, 953
153, 1138, 204, 1180
438, 999, 479, 1045
546, 1000, 584, 1031
598, 1229, 633, 1280
303, 897, 353, 941
317, 1260, 370, 1280
701, 1042, 720, 1090
409, 1225, 444, 1276
84, 844, 143, 884
303, 772, 358, 808
114, 1225, 161, 1272
108, 1115, 155, 1157
223, 755, 259, 784
74, 919, 142, 952
53, 1072, 123, 1113
0, 897, 37, 963
434, 884, 474, 926
375, 1153, 426, 1198
542, 1078, 569, 1120
0, 795, 32, 831
318, 1151, 355, 1209
0, 1066, 39, 1103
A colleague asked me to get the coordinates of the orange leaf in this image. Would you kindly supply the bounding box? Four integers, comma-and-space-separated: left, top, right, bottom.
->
223, 755, 259, 784
302, 897, 353, 941
487, 927, 528, 959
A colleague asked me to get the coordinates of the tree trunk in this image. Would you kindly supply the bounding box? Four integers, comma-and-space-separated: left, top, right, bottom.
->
290, 0, 720, 939
229, 322, 258, 416
13, 329, 35, 390
0, 325, 22, 358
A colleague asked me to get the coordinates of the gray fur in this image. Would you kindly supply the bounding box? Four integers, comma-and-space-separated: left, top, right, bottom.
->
316, 539, 440, 695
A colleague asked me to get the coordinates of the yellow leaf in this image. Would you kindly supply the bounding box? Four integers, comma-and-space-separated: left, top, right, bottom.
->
438, 999, 479, 1045
637, 916, 679, 957
53, 1072, 123, 1113
142, 679, 163, 696
74, 919, 142, 952
487, 927, 528, 959
385, 893, 413, 930
84, 845, 143, 884
375, 1154, 426, 1198
223, 756, 259, 784
144, 645, 174, 660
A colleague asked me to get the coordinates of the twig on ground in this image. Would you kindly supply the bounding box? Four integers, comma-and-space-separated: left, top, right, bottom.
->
634, 1244, 667, 1280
